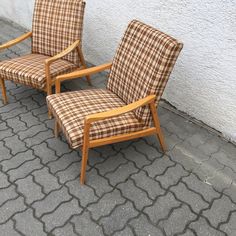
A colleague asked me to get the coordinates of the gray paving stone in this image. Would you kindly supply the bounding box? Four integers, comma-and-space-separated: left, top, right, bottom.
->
53, 222, 78, 236
66, 177, 98, 207
220, 211, 236, 236
71, 211, 104, 236
6, 116, 27, 133
179, 229, 195, 236
0, 185, 18, 206
0, 220, 21, 236
95, 153, 127, 175
121, 146, 151, 168
8, 158, 43, 182
144, 155, 175, 178
0, 142, 11, 160
4, 135, 27, 155
156, 164, 188, 189
100, 201, 138, 235
46, 138, 71, 156
86, 168, 113, 197
32, 167, 60, 194
171, 182, 209, 213
131, 170, 165, 200
18, 123, 48, 140
56, 161, 82, 184
42, 198, 82, 232
144, 191, 181, 224
129, 214, 164, 236
198, 137, 225, 156
14, 208, 46, 236
113, 226, 134, 236
0, 171, 10, 188
203, 195, 236, 227
135, 139, 162, 160
117, 179, 152, 210
47, 151, 79, 174
190, 217, 225, 236
19, 112, 41, 127
88, 189, 125, 220
15, 175, 44, 204
32, 186, 71, 218
1, 150, 35, 172
106, 162, 138, 186
0, 196, 26, 223
158, 204, 197, 236
182, 174, 220, 202
32, 142, 58, 164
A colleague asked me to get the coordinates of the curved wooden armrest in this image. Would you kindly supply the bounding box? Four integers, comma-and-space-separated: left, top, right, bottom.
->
0, 32, 32, 50
57, 62, 112, 82
45, 40, 81, 66
55, 62, 112, 93
85, 95, 156, 124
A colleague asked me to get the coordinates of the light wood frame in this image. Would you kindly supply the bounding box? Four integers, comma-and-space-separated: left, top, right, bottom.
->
54, 63, 166, 184
0, 32, 90, 105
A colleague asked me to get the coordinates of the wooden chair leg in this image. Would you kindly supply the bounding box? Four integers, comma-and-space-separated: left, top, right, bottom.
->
0, 78, 8, 104
80, 122, 90, 184
150, 102, 167, 152
47, 85, 53, 119
54, 121, 60, 138
77, 47, 92, 86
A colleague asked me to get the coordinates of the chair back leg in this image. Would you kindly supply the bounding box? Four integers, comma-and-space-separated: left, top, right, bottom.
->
150, 102, 167, 152
0, 78, 8, 104
77, 47, 92, 86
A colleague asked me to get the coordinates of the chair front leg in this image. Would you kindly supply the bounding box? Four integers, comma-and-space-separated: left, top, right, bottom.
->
77, 47, 92, 86
80, 121, 91, 184
0, 77, 8, 104
45, 64, 53, 119
150, 102, 167, 152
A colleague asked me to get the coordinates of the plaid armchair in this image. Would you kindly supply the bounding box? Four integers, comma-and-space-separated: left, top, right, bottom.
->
47, 20, 183, 184
0, 0, 90, 105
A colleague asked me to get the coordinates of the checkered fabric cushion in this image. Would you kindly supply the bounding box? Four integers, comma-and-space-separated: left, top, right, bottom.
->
47, 89, 146, 149
107, 20, 183, 126
32, 0, 85, 66
0, 54, 76, 90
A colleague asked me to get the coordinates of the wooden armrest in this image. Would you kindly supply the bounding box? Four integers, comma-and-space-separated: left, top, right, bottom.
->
56, 62, 112, 82
55, 62, 112, 93
45, 40, 81, 66
0, 32, 32, 50
85, 95, 156, 124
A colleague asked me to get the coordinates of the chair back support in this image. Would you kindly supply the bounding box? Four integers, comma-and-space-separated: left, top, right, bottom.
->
32, 0, 85, 65
107, 20, 183, 125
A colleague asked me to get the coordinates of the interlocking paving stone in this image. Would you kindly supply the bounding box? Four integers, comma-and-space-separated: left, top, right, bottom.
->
0, 17, 236, 235
189, 217, 225, 236
88, 189, 125, 220
158, 204, 197, 236
131, 170, 165, 200
41, 198, 82, 232
129, 214, 164, 236
203, 195, 236, 227
32, 186, 72, 218
71, 211, 104, 236
99, 201, 138, 235
0, 220, 21, 236
15, 175, 44, 204
14, 209, 46, 236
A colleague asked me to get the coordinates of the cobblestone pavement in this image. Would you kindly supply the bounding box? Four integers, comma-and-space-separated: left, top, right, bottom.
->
1, 17, 236, 236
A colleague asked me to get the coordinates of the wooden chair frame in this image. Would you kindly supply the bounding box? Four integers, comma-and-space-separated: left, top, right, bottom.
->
0, 32, 91, 105
54, 63, 166, 184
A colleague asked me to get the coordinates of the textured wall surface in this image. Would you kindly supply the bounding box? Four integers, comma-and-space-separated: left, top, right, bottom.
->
0, 0, 236, 141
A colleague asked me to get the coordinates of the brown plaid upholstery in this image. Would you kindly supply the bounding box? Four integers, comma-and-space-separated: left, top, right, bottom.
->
32, 0, 85, 66
0, 54, 76, 89
47, 89, 146, 149
107, 20, 183, 126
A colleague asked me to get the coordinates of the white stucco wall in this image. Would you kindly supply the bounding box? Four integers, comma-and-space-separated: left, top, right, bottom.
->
0, 0, 236, 141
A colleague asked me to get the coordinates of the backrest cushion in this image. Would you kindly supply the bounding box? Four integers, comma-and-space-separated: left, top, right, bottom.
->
107, 20, 183, 125
32, 0, 85, 65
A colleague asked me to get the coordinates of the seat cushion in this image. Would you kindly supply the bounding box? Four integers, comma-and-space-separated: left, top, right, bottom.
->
47, 89, 147, 149
0, 54, 76, 89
